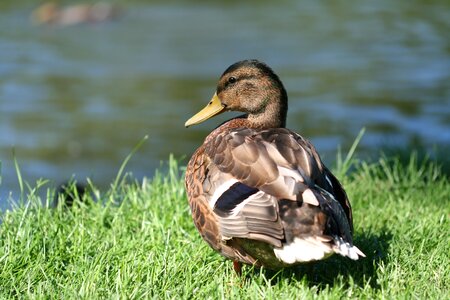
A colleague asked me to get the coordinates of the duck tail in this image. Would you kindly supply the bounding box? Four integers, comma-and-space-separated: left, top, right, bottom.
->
333, 236, 366, 260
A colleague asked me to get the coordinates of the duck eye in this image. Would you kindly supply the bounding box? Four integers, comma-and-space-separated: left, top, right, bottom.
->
227, 76, 237, 84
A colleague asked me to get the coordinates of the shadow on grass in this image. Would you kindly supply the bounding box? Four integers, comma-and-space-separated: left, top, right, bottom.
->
246, 228, 392, 290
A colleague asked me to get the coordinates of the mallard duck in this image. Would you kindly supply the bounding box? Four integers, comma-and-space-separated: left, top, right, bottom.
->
185, 59, 364, 273
31, 2, 120, 26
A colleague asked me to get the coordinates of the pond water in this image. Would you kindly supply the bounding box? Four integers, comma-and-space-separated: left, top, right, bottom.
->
1, 1, 449, 208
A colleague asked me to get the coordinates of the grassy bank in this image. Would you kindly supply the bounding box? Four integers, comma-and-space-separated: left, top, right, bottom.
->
0, 155, 448, 299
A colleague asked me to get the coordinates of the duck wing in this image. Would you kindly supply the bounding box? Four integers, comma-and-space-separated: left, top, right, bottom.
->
203, 127, 361, 261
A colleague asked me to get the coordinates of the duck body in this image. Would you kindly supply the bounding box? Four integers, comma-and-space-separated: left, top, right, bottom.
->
185, 60, 364, 270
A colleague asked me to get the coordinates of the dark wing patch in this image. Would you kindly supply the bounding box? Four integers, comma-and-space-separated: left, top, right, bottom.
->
322, 167, 353, 234
313, 186, 353, 244
214, 182, 259, 217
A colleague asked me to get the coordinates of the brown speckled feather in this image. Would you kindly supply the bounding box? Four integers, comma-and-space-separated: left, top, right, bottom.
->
186, 142, 259, 265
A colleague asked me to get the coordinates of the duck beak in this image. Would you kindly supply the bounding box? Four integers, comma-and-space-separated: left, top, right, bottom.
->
185, 93, 226, 127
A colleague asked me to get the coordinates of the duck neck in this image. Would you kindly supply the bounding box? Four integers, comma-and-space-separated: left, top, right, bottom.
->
247, 102, 286, 128
247, 93, 288, 129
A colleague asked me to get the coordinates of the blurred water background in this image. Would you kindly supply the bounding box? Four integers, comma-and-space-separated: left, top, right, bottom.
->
0, 1, 449, 208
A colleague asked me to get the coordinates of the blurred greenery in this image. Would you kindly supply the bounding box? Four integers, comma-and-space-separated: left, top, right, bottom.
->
0, 0, 449, 204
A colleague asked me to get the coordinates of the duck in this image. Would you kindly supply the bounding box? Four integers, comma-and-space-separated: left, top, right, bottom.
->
185, 59, 365, 274
31, 2, 120, 26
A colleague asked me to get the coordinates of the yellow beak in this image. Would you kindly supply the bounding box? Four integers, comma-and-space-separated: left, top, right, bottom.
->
185, 93, 226, 127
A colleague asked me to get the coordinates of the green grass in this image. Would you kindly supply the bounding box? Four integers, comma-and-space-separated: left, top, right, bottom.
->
0, 154, 448, 299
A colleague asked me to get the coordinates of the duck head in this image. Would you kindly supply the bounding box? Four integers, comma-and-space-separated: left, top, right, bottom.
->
185, 60, 288, 129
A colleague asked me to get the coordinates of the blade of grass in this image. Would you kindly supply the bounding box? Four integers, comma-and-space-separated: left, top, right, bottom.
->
336, 127, 365, 177
111, 135, 148, 193
12, 148, 24, 200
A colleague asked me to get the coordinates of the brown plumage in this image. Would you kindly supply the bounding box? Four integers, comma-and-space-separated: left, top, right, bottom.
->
185, 59, 364, 271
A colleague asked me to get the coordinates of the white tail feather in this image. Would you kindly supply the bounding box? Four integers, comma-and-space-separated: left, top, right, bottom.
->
333, 237, 366, 260
273, 236, 365, 264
